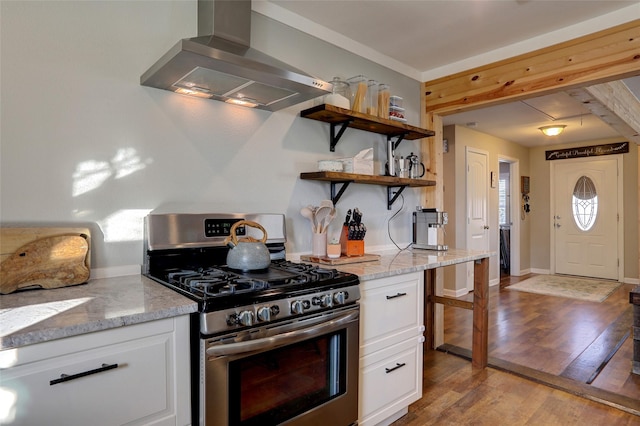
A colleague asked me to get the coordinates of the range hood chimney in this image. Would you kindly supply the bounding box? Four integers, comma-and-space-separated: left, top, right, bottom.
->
141, 0, 331, 111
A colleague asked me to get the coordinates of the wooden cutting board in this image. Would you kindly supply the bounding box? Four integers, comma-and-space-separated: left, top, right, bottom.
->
0, 227, 91, 294
300, 253, 380, 265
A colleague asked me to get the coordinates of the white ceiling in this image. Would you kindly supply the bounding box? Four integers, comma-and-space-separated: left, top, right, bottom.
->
261, 0, 640, 147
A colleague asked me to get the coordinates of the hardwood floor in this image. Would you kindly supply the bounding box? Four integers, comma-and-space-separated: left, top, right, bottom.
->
392, 349, 639, 425
392, 273, 640, 425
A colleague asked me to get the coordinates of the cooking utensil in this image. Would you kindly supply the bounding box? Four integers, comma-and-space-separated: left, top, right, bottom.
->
320, 208, 336, 233
224, 220, 271, 271
300, 206, 317, 232
319, 199, 334, 209
314, 205, 332, 233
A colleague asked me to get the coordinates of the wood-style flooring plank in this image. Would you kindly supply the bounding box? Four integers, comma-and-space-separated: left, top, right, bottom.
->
561, 308, 633, 383
392, 349, 640, 426
392, 274, 640, 425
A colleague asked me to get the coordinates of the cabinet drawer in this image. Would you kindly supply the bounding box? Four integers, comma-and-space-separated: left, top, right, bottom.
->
360, 272, 424, 355
359, 337, 423, 426
0, 319, 186, 426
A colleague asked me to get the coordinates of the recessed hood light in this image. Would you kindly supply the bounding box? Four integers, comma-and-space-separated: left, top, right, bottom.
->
225, 97, 258, 108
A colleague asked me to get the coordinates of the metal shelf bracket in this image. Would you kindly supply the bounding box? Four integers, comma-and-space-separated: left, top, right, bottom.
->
330, 181, 352, 204
330, 120, 353, 152
387, 186, 408, 210
388, 133, 408, 151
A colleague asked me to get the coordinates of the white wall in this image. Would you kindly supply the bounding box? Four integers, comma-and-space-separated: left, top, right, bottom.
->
0, 1, 425, 275
443, 125, 531, 292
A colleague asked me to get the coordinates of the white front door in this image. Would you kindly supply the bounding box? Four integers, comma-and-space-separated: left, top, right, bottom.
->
552, 157, 620, 280
466, 147, 490, 290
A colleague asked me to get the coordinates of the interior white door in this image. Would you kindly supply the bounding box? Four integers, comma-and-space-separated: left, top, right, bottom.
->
553, 157, 619, 280
466, 148, 489, 290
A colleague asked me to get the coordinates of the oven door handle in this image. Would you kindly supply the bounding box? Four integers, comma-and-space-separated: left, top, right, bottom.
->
206, 310, 358, 356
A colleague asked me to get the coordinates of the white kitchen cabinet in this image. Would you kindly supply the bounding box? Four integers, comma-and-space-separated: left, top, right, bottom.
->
0, 316, 191, 426
358, 272, 424, 426
359, 337, 423, 426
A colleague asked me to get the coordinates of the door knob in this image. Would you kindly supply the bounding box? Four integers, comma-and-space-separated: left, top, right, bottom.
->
483, 225, 490, 229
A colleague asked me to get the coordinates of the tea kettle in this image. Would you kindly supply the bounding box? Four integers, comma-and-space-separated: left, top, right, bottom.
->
223, 220, 271, 271
407, 152, 425, 179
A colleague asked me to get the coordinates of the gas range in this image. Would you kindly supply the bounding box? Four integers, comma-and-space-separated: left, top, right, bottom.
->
143, 212, 361, 426
143, 212, 360, 336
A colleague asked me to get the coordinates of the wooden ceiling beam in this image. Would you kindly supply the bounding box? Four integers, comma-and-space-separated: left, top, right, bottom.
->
567, 81, 640, 145
423, 20, 640, 116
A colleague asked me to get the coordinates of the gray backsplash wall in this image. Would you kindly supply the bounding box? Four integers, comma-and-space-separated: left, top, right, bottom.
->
1, 1, 424, 274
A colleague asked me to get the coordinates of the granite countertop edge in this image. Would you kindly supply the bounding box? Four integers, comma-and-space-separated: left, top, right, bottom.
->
1, 248, 493, 351
0, 275, 198, 351
322, 248, 495, 280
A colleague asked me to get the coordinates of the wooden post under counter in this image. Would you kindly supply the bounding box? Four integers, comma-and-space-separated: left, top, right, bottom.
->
425, 257, 490, 369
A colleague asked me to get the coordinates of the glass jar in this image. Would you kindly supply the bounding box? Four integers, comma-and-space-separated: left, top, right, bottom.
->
347, 75, 368, 113
324, 77, 351, 109
377, 83, 390, 118
366, 80, 379, 116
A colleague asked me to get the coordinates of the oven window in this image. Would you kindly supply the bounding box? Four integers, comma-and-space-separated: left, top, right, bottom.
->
228, 330, 347, 425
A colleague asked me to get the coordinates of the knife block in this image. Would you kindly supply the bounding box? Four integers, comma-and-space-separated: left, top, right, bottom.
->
340, 226, 364, 257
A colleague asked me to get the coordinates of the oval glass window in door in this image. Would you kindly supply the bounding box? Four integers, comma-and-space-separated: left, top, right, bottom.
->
572, 175, 598, 231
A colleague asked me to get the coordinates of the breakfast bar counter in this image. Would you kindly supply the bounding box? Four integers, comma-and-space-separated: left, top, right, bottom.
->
305, 247, 494, 369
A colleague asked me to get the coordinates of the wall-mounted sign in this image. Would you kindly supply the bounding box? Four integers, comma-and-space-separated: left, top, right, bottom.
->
545, 141, 629, 161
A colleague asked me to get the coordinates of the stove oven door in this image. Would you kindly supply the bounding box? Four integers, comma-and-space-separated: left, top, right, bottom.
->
200, 305, 359, 426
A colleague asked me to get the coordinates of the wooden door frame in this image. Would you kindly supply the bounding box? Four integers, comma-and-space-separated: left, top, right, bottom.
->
421, 20, 640, 348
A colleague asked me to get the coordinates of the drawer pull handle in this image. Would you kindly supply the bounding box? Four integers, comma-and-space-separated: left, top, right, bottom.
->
50, 363, 119, 386
385, 362, 406, 374
386, 292, 407, 300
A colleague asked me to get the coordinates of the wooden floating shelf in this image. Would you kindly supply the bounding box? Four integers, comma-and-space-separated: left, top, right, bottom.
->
300, 104, 435, 151
300, 171, 436, 210
300, 171, 436, 187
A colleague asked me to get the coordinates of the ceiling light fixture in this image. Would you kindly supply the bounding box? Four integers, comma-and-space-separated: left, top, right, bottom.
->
539, 125, 566, 136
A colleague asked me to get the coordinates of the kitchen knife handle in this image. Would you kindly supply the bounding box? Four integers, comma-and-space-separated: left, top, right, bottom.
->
50, 363, 119, 385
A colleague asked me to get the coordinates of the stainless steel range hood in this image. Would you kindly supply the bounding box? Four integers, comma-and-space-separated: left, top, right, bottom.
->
141, 0, 331, 111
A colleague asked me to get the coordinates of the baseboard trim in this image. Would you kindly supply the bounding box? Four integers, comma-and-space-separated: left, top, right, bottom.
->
443, 288, 469, 298
530, 268, 550, 275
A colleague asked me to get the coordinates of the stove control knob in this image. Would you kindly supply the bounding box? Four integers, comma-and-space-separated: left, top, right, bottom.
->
291, 300, 306, 315
320, 294, 333, 308
257, 306, 272, 322
333, 291, 346, 305
238, 310, 254, 327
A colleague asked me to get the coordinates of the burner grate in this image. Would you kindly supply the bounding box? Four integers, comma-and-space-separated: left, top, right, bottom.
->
167, 268, 271, 298
155, 260, 354, 305
274, 261, 338, 281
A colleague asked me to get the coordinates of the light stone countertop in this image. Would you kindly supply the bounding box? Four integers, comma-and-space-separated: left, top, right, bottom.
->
313, 248, 494, 280
0, 248, 492, 351
0, 275, 198, 350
